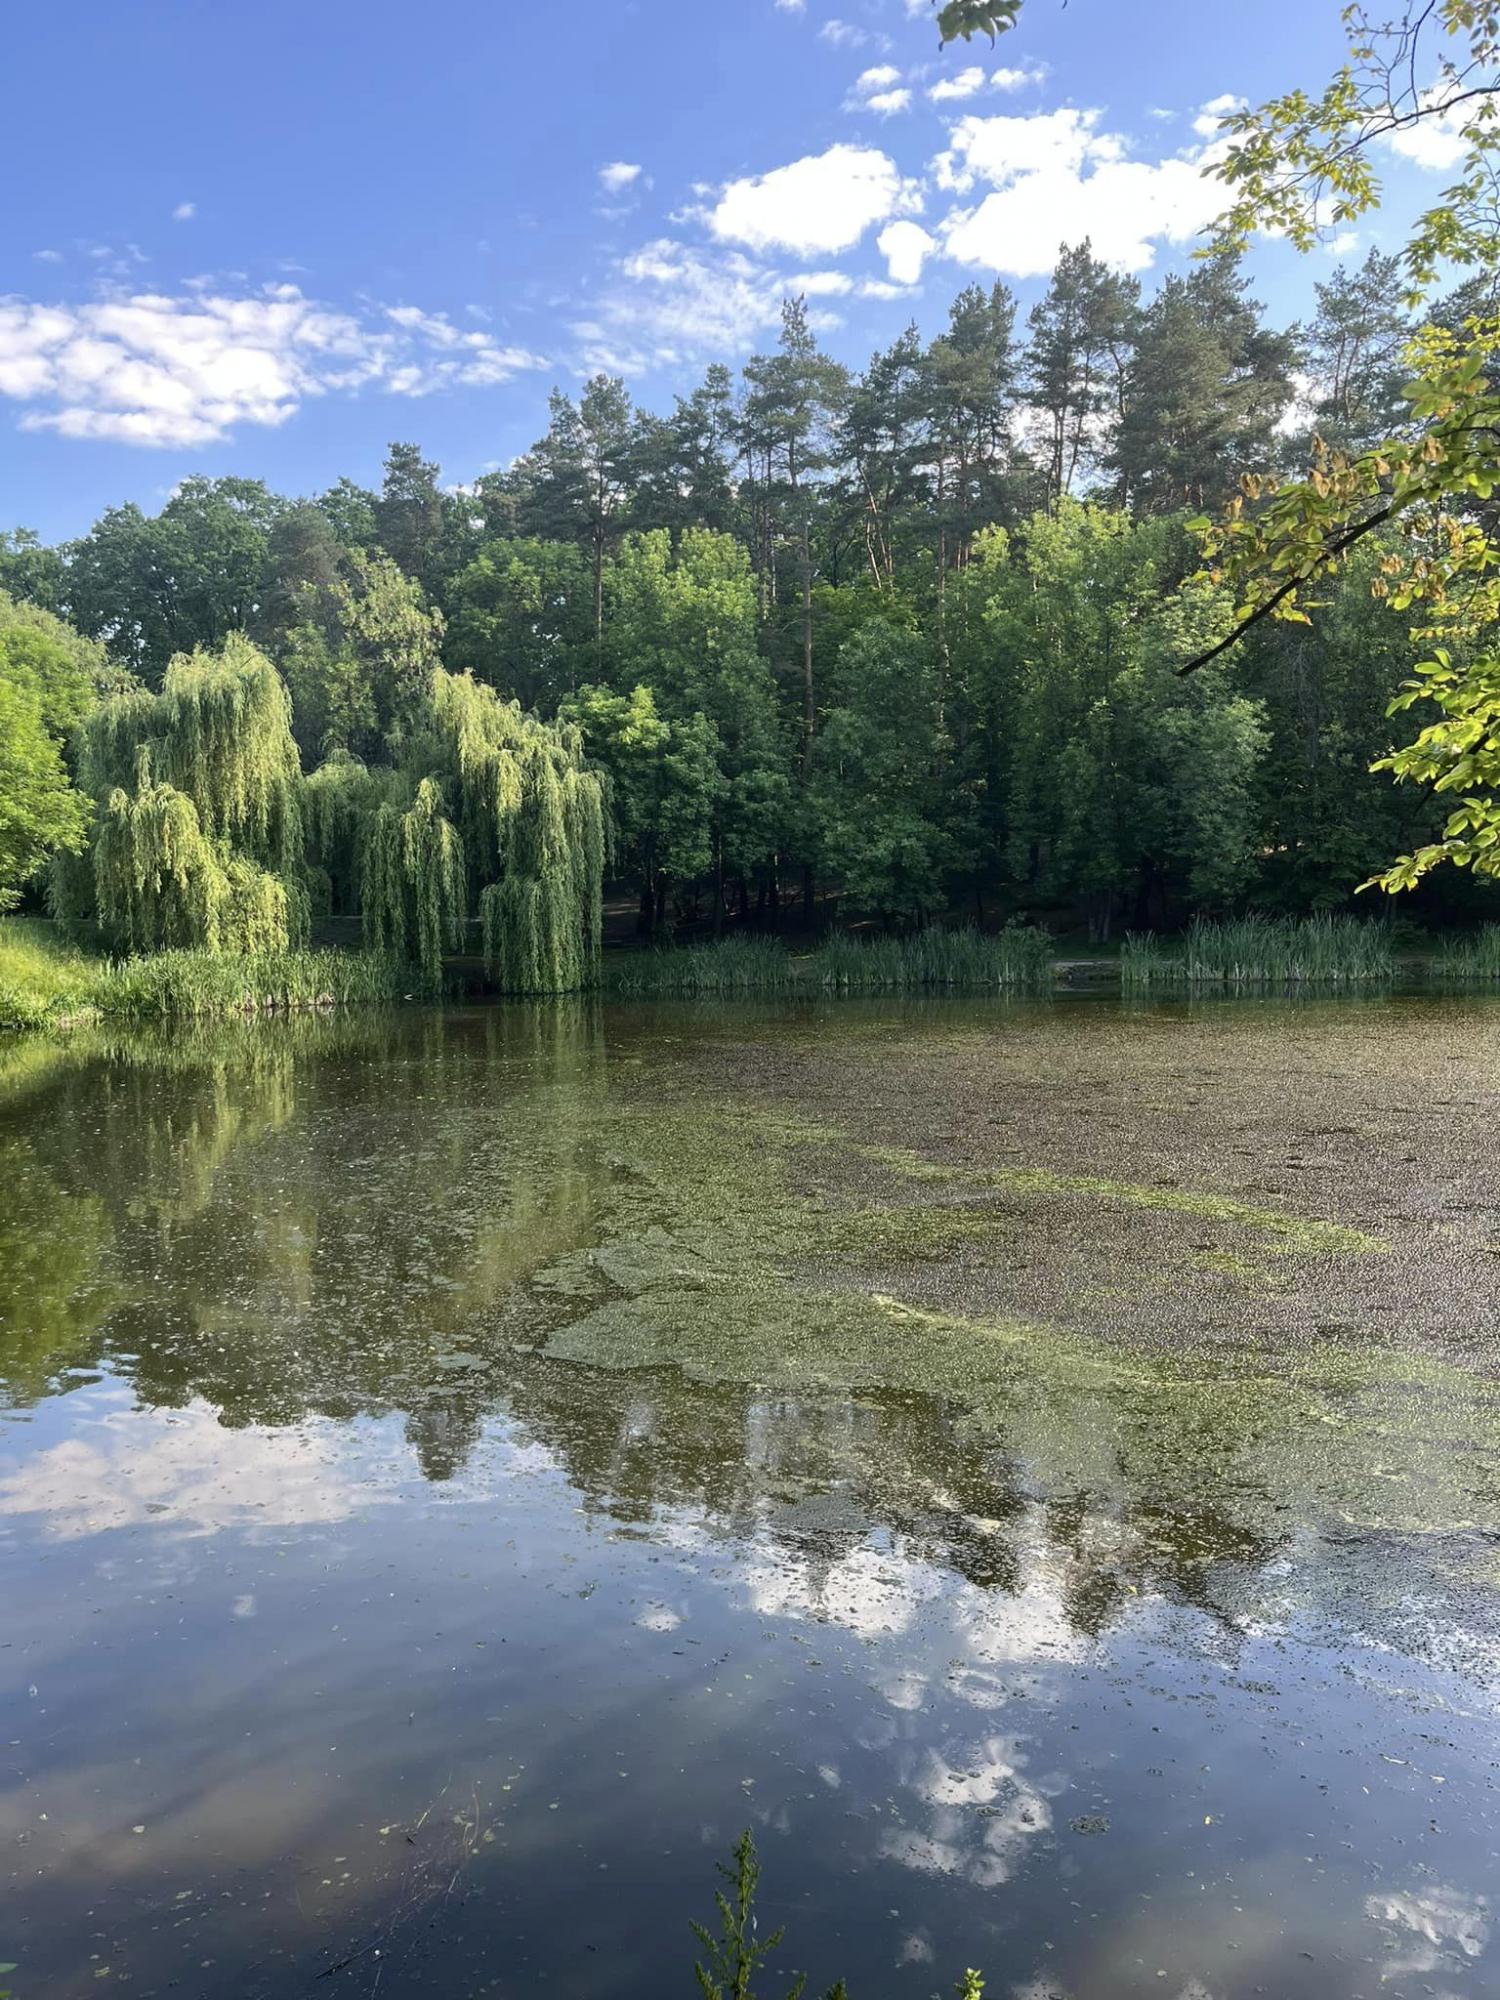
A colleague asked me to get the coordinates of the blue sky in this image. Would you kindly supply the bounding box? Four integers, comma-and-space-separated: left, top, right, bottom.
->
0, 0, 1460, 541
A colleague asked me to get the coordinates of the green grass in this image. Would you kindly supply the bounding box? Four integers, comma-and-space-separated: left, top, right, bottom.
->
0, 918, 408, 1029
0, 919, 101, 1028
1433, 924, 1500, 980
1122, 914, 1395, 989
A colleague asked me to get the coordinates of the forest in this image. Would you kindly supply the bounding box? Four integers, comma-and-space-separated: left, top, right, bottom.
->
3, 240, 1498, 986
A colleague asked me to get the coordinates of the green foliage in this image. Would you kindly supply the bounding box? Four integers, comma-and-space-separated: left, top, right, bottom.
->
814, 620, 955, 921
995, 508, 1268, 935
934, 0, 1021, 41
0, 591, 123, 909
0, 678, 90, 910
65, 477, 284, 685
1122, 915, 1395, 988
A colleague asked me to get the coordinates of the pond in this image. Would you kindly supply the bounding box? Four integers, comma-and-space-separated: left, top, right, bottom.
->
2, 995, 1499, 1999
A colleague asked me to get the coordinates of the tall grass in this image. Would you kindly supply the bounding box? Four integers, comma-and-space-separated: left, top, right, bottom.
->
0, 918, 407, 1028
814, 924, 1053, 991
607, 925, 1054, 996
607, 935, 798, 996
97, 947, 409, 1021
1122, 914, 1394, 989
1434, 924, 1500, 980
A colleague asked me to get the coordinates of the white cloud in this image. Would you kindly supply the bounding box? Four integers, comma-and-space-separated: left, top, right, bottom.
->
991, 64, 1045, 91
33, 248, 63, 263
599, 160, 645, 194
1366, 1885, 1490, 1979
1193, 92, 1245, 138
879, 217, 937, 283
932, 107, 1229, 275
574, 239, 839, 372
0, 283, 547, 448
859, 276, 917, 299
847, 65, 911, 116
1384, 88, 1475, 169
929, 66, 986, 102
774, 0, 806, 11
821, 17, 888, 48
709, 142, 921, 255
0, 1398, 377, 1538
172, 200, 197, 222
933, 105, 1116, 194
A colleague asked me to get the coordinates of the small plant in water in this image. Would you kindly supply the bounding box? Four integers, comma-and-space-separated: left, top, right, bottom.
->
693, 1829, 807, 2000
693, 1830, 981, 2000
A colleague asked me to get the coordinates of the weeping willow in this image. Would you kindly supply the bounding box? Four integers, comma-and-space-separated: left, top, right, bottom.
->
423, 670, 603, 994
83, 635, 303, 874
76, 643, 604, 990
360, 777, 466, 979
303, 751, 397, 916
80, 636, 308, 954
93, 747, 299, 954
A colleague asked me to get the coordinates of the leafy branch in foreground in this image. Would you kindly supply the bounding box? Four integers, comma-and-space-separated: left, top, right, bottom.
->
934, 0, 1022, 43
1181, 1, 1500, 892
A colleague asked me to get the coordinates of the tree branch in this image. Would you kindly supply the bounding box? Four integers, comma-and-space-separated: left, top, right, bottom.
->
1177, 503, 1395, 675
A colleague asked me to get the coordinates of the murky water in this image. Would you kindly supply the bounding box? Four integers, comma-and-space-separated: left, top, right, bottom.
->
3, 996, 1500, 1999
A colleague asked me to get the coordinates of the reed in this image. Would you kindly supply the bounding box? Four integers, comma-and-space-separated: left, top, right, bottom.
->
814, 924, 1053, 991
95, 947, 409, 1021
1433, 924, 1500, 980
606, 935, 798, 995
1122, 915, 1395, 989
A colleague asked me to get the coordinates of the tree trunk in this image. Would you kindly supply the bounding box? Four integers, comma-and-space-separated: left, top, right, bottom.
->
800, 514, 815, 775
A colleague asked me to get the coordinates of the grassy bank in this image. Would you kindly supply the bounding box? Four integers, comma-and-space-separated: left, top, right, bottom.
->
1121, 915, 1396, 989
0, 919, 407, 1029
608, 925, 1054, 997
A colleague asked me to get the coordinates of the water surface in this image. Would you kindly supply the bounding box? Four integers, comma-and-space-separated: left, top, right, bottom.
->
3, 996, 1499, 1998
